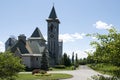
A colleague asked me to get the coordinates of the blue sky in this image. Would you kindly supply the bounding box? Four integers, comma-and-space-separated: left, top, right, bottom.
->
0, 0, 120, 58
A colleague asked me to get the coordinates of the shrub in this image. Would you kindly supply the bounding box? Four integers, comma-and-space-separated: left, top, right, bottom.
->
49, 67, 53, 71
54, 65, 66, 69
112, 68, 120, 78
91, 75, 119, 80
40, 70, 47, 74
32, 69, 40, 75
70, 66, 76, 70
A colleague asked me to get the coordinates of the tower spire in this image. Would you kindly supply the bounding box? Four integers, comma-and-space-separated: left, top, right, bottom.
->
47, 6, 60, 23
49, 6, 57, 19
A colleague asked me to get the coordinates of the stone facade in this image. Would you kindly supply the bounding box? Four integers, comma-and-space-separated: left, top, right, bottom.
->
5, 6, 63, 68
46, 6, 60, 66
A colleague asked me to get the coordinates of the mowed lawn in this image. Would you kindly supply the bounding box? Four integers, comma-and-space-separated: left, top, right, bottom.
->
17, 73, 73, 80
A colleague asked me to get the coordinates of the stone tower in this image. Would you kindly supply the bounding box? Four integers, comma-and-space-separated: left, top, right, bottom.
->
46, 6, 60, 66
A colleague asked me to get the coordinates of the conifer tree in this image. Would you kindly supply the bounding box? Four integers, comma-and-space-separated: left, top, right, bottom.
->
75, 53, 79, 67
72, 52, 74, 65
62, 53, 71, 66
41, 51, 49, 71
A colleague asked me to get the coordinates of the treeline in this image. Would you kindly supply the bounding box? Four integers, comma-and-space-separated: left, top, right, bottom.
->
60, 52, 79, 68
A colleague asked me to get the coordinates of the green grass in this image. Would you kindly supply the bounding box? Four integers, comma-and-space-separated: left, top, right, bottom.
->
16, 73, 73, 80
88, 63, 120, 76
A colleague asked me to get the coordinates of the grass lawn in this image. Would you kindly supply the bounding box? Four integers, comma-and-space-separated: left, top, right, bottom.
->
88, 63, 120, 76
17, 73, 73, 80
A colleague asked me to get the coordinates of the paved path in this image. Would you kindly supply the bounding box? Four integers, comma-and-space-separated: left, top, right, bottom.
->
48, 65, 109, 80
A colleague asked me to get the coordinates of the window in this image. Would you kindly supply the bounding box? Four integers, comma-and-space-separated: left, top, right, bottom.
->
36, 57, 38, 61
49, 24, 54, 32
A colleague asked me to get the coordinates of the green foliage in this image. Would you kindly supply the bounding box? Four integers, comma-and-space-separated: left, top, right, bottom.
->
54, 65, 66, 69
41, 52, 49, 71
79, 58, 87, 65
39, 70, 47, 74
87, 28, 120, 65
90, 75, 119, 80
61, 53, 71, 67
0, 51, 25, 80
75, 53, 79, 67
112, 68, 120, 78
87, 27, 120, 78
71, 52, 74, 65
89, 63, 120, 78
49, 66, 75, 71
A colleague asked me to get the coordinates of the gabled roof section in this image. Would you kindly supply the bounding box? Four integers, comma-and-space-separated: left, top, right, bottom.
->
31, 27, 44, 39
11, 39, 29, 54
49, 6, 57, 19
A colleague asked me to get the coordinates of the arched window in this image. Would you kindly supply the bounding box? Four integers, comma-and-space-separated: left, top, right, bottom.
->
49, 24, 54, 32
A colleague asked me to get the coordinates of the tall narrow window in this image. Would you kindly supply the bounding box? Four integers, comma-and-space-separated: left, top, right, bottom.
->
50, 24, 54, 32
36, 57, 38, 61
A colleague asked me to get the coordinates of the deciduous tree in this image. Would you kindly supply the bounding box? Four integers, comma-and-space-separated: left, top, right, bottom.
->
87, 28, 120, 66
0, 51, 24, 80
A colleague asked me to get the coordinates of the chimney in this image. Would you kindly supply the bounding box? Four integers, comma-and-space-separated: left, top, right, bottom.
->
18, 34, 26, 43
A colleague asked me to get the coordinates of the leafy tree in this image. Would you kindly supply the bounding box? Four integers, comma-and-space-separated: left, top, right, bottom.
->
79, 58, 87, 65
87, 28, 120, 66
86, 53, 95, 64
0, 51, 24, 80
86, 27, 120, 78
41, 52, 49, 71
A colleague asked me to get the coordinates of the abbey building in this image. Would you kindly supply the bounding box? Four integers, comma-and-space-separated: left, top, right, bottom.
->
5, 6, 63, 68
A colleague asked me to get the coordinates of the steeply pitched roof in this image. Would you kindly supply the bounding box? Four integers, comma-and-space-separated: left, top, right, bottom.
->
31, 27, 45, 40
28, 40, 46, 54
49, 6, 57, 19
11, 39, 29, 54
6, 37, 17, 45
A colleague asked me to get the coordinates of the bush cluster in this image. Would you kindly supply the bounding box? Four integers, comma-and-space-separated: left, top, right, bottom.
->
32, 69, 47, 75
89, 63, 120, 78
54, 65, 65, 69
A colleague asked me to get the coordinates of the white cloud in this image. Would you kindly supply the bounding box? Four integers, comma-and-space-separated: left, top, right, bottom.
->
59, 33, 85, 43
94, 21, 113, 29
75, 50, 88, 59
44, 33, 85, 43
0, 41, 5, 52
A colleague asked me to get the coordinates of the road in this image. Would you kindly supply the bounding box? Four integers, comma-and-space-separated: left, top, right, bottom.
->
48, 65, 109, 80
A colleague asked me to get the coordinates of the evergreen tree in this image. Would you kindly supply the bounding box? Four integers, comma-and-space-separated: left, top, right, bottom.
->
75, 53, 79, 67
62, 53, 71, 67
41, 51, 49, 71
75, 53, 78, 63
67, 55, 71, 66
72, 52, 74, 65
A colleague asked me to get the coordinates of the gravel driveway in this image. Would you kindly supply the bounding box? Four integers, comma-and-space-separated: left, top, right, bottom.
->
48, 65, 109, 80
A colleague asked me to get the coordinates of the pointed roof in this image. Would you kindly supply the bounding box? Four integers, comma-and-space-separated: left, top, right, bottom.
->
31, 27, 44, 39
49, 6, 57, 19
